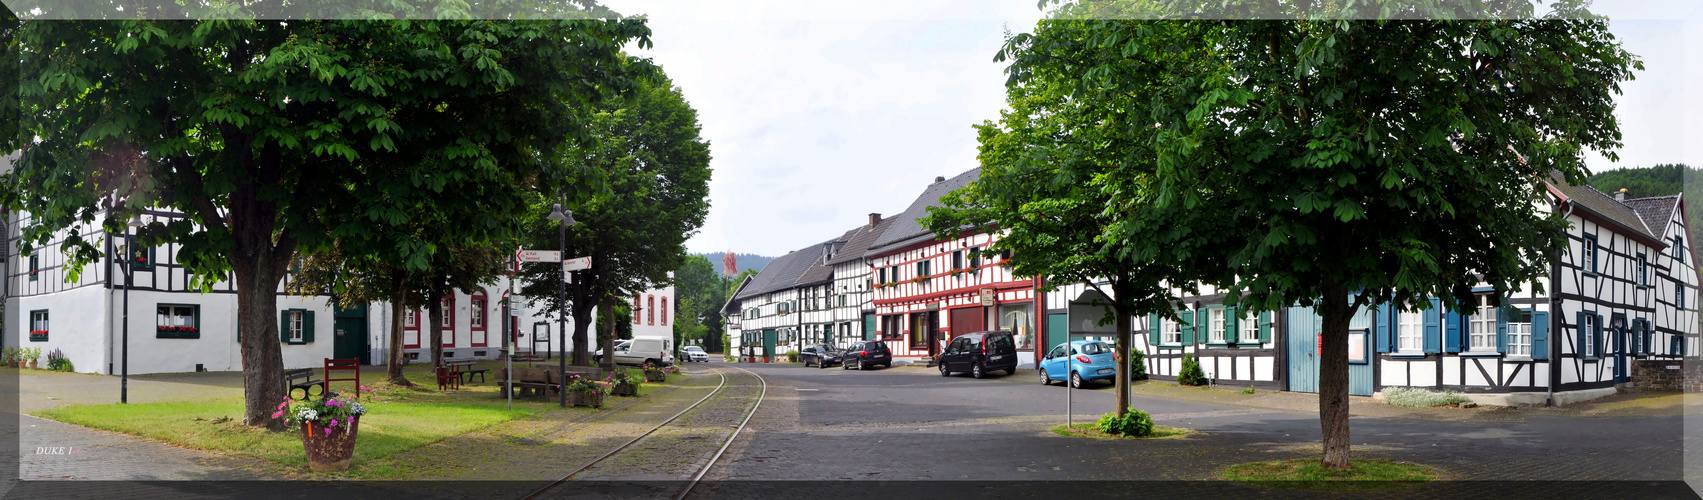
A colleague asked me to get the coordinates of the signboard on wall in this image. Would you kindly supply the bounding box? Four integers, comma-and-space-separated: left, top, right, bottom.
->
979, 288, 996, 306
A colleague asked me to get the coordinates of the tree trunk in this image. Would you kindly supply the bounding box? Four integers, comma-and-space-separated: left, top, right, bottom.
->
428, 286, 446, 370
603, 294, 617, 371
234, 252, 288, 430
1318, 280, 1354, 470
385, 270, 413, 386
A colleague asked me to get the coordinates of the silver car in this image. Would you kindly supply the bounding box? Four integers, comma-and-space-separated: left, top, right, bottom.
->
682, 345, 710, 363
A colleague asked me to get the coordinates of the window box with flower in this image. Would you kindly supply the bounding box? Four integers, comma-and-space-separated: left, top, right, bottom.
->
608, 369, 641, 397
642, 363, 668, 383
275, 390, 369, 472
568, 375, 607, 408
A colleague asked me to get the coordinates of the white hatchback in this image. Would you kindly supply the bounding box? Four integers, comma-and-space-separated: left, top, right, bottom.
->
682, 346, 710, 363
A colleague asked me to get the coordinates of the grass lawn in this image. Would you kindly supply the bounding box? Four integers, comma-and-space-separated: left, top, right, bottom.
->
34, 360, 686, 477
1217, 458, 1443, 492
1050, 423, 1192, 439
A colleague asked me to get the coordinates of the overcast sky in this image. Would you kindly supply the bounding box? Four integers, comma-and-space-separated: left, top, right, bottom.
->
609, 1, 1701, 257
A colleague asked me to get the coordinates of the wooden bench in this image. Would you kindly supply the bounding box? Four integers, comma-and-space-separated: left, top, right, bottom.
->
448, 360, 488, 385
498, 367, 561, 398
285, 368, 324, 400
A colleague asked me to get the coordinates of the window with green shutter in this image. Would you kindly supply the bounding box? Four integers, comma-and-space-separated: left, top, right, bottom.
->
280, 309, 314, 344
1179, 309, 1195, 345
1224, 305, 1239, 345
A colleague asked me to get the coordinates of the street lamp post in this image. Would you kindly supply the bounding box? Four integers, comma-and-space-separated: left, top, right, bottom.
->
546, 202, 577, 408
121, 215, 142, 404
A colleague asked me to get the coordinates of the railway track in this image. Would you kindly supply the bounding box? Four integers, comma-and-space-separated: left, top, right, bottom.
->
518, 364, 767, 500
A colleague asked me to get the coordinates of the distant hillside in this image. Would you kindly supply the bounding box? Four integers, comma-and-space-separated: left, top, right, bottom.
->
697, 252, 775, 276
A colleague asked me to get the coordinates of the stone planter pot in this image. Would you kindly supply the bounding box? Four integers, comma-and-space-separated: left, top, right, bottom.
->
644, 371, 667, 383
570, 389, 605, 408
300, 415, 361, 472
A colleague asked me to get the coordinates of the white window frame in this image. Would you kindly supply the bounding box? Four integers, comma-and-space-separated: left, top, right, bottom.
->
1242, 310, 1260, 344
1468, 294, 1497, 352
1161, 318, 1181, 346
1583, 234, 1598, 274
1581, 314, 1597, 358
1208, 308, 1226, 344
1397, 309, 1423, 353
31, 310, 49, 332
470, 298, 486, 328
158, 305, 196, 328
1637, 254, 1649, 286
289, 310, 305, 342
1506, 310, 1532, 358
405, 309, 417, 328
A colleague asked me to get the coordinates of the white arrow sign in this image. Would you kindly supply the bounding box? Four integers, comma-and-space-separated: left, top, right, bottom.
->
563, 256, 592, 272
516, 250, 561, 263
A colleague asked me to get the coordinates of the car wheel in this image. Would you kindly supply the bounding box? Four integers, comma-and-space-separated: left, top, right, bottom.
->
1039, 368, 1051, 386
842, 361, 849, 370
939, 363, 949, 377
1007, 367, 1018, 375
1070, 371, 1083, 389
819, 359, 827, 369
972, 364, 985, 379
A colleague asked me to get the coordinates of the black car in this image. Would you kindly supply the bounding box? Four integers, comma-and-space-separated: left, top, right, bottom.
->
842, 341, 893, 370
800, 344, 844, 368
938, 331, 1020, 379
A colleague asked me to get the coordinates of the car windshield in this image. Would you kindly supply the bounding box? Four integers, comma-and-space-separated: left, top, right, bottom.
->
864, 342, 883, 351
1079, 342, 1111, 355
684, 346, 703, 352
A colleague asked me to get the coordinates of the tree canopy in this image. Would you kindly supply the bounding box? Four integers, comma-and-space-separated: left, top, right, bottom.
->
5, 16, 653, 427
990, 0, 1639, 469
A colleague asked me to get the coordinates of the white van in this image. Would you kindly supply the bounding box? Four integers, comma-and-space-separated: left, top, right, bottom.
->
613, 338, 674, 366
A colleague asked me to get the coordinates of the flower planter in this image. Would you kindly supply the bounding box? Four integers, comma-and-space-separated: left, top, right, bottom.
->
610, 381, 639, 397
28, 360, 37, 369
299, 415, 361, 472
644, 371, 667, 383
570, 389, 605, 408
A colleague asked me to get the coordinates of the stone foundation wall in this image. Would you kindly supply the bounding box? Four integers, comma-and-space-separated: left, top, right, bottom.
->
1631, 360, 1700, 392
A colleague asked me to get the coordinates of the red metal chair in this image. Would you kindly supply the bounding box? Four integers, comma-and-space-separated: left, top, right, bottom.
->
323, 358, 362, 399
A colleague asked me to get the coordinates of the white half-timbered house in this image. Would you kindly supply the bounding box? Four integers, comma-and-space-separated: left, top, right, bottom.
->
827, 214, 894, 349
730, 244, 822, 361
866, 170, 1043, 367
1047, 281, 1283, 389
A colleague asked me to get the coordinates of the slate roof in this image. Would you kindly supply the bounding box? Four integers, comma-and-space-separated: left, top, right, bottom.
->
825, 217, 896, 266
1623, 195, 1681, 239
866, 168, 980, 256
734, 237, 837, 300
795, 228, 858, 285
1547, 172, 1660, 242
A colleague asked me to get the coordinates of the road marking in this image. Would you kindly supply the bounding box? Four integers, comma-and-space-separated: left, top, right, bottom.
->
797, 389, 820, 391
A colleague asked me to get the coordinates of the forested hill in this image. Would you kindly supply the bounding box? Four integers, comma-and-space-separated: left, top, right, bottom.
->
697, 252, 774, 276
1586, 164, 1699, 244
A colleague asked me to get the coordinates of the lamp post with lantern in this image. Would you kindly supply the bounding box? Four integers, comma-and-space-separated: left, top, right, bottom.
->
121, 214, 142, 404
545, 201, 576, 408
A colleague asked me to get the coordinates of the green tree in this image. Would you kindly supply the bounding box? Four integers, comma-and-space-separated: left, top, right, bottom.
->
6, 16, 651, 428
999, 1, 1638, 469
518, 76, 713, 368
925, 17, 1234, 418
674, 254, 729, 349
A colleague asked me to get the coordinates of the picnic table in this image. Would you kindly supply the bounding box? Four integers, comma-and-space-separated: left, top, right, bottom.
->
497, 367, 562, 398
448, 360, 489, 384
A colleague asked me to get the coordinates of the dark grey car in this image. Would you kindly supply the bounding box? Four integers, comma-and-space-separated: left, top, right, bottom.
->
938, 331, 1020, 379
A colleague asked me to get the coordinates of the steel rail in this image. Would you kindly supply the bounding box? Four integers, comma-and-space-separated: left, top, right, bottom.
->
673, 365, 767, 500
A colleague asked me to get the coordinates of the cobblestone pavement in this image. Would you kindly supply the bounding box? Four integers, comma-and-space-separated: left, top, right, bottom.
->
18, 414, 270, 481
687, 362, 1697, 499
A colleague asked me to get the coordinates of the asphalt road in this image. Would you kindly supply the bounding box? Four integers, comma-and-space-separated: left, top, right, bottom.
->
693, 361, 1698, 499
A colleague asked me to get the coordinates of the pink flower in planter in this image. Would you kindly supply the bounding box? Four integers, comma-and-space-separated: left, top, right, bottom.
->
329, 419, 338, 426
325, 428, 333, 436
272, 410, 286, 419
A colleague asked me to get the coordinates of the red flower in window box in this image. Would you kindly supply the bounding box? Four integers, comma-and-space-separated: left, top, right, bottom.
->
30, 330, 47, 335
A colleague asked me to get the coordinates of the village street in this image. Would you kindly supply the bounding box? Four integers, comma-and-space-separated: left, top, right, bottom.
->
12, 362, 1700, 499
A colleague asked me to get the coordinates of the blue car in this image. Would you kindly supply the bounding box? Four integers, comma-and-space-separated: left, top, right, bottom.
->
1038, 340, 1116, 388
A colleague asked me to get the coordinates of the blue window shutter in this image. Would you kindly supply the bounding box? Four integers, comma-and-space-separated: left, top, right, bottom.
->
1630, 319, 1643, 355
303, 310, 315, 343
1443, 309, 1463, 353
1575, 312, 1588, 358
1180, 309, 1195, 345
1148, 313, 1160, 345
1422, 299, 1440, 354
1495, 304, 1510, 354
1374, 305, 1392, 353
1225, 305, 1239, 344
1644, 319, 1655, 355
1530, 311, 1548, 360
1257, 312, 1272, 343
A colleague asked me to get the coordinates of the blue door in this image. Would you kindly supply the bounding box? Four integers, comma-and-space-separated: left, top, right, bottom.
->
1286, 305, 1375, 396
1612, 318, 1628, 383
1040, 344, 1067, 381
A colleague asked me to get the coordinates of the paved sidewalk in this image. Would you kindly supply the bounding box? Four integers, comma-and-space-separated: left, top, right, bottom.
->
19, 414, 271, 481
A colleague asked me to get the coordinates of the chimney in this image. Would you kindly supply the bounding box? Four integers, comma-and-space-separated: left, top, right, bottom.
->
933, 176, 945, 184
1616, 188, 1628, 201
868, 213, 882, 227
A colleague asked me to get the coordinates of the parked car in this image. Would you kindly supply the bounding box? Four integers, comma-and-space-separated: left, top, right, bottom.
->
609, 338, 674, 366
1038, 340, 1117, 388
799, 343, 844, 368
681, 345, 710, 363
842, 341, 893, 370
938, 331, 1019, 379
593, 340, 632, 364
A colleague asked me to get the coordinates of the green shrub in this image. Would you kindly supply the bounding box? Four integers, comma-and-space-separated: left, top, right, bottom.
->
1129, 348, 1148, 381
785, 351, 799, 363
1242, 387, 1256, 394
1382, 387, 1472, 408
1096, 408, 1155, 437
1178, 353, 1207, 386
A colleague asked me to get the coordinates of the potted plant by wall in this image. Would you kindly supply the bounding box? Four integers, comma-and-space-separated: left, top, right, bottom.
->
46, 349, 72, 372
567, 375, 606, 408
2, 347, 16, 368
26, 348, 42, 369
642, 363, 668, 382
275, 391, 368, 472
608, 369, 641, 397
